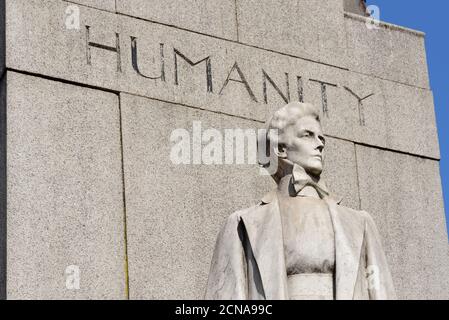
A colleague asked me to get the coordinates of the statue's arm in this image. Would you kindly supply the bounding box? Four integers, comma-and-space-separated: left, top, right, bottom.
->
363, 211, 397, 300
204, 212, 248, 300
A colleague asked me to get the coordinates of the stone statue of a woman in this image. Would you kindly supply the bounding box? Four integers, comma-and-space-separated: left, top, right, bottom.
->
205, 102, 396, 300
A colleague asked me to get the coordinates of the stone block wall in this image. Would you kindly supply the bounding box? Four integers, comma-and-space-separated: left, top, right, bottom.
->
0, 0, 447, 299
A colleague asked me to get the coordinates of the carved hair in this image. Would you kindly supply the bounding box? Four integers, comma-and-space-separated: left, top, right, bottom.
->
260, 102, 321, 184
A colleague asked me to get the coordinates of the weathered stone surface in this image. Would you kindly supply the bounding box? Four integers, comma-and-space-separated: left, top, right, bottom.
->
64, 0, 116, 12
120, 93, 273, 299
316, 72, 388, 153
0, 0, 5, 75
356, 145, 449, 299
120, 93, 361, 299
345, 13, 430, 89
236, 0, 347, 68
381, 80, 440, 159
6, 0, 438, 160
3, 0, 446, 300
116, 0, 237, 40
9, 0, 308, 123
0, 75, 6, 300
6, 71, 126, 299
321, 137, 359, 210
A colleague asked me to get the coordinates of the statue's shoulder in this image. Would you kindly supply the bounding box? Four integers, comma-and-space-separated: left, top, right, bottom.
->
216, 204, 261, 237
226, 189, 277, 222
335, 203, 374, 223
226, 203, 262, 222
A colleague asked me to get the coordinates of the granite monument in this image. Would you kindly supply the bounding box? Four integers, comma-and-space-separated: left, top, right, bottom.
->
0, 0, 447, 299
205, 102, 396, 300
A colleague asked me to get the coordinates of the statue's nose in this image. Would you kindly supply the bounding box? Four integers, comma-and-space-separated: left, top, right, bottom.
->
316, 138, 324, 152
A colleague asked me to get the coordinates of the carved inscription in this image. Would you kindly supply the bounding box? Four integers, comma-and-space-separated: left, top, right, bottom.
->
85, 26, 374, 126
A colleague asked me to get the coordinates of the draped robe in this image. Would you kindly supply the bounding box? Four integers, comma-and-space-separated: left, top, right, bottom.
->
205, 190, 396, 300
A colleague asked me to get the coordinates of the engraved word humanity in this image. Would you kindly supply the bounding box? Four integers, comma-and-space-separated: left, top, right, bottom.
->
85, 25, 374, 125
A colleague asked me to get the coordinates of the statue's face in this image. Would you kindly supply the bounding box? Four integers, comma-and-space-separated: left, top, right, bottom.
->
283, 116, 325, 177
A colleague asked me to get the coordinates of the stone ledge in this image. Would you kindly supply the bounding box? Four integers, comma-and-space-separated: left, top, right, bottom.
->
344, 12, 426, 37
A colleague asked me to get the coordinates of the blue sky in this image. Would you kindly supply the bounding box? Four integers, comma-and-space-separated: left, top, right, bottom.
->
366, 0, 449, 234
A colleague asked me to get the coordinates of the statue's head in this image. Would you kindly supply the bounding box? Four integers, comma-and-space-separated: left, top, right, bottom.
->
264, 102, 325, 183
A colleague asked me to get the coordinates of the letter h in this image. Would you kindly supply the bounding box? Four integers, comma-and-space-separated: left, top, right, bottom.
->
86, 25, 121, 72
